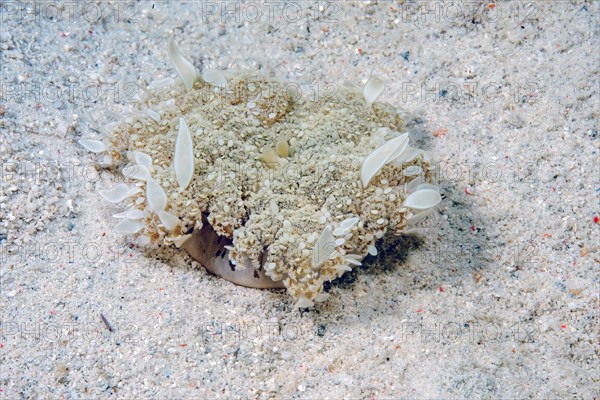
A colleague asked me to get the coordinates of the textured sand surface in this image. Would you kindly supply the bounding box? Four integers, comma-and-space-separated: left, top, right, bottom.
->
1, 1, 598, 398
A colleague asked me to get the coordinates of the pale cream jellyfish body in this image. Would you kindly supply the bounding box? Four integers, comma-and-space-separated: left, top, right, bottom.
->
79, 38, 441, 308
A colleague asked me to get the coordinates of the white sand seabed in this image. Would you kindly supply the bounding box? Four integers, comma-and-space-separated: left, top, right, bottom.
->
0, 1, 598, 398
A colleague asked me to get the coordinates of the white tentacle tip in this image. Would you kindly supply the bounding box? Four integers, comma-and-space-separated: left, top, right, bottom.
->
312, 226, 336, 269
361, 133, 409, 188
99, 183, 132, 203
173, 234, 192, 248
79, 139, 108, 153
134, 151, 153, 168
114, 219, 144, 234
407, 208, 436, 226
174, 117, 194, 190
146, 177, 167, 213
158, 210, 181, 231
202, 68, 228, 88
363, 76, 385, 106
339, 217, 360, 231
123, 164, 150, 181
295, 296, 314, 308
168, 37, 197, 91
403, 188, 442, 210
147, 109, 161, 122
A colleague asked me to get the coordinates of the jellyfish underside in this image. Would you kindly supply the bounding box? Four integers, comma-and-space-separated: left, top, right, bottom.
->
182, 214, 285, 289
